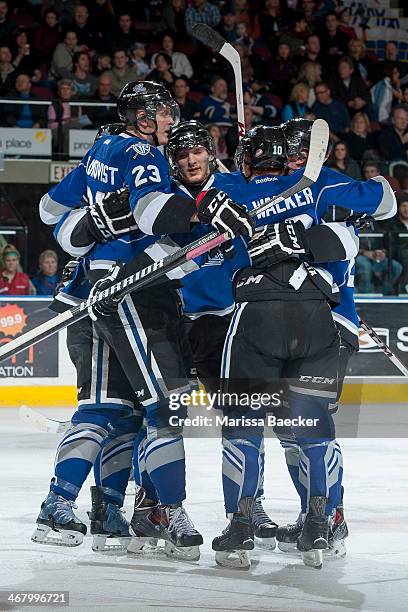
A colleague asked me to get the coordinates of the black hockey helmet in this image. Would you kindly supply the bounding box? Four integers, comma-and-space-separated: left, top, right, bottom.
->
117, 80, 180, 135
94, 122, 126, 141
235, 125, 287, 175
166, 120, 217, 179
282, 118, 313, 159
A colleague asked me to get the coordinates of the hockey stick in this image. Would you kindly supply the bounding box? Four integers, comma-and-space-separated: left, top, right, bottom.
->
359, 319, 408, 377
0, 120, 328, 363
19, 405, 71, 433
192, 23, 245, 140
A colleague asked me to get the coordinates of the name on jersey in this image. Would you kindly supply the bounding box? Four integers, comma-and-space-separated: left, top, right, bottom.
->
252, 187, 313, 218
85, 156, 119, 185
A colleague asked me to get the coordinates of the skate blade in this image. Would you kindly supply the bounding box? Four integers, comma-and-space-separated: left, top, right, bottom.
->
92, 534, 131, 552
302, 548, 323, 569
254, 535, 276, 551
127, 536, 163, 555
277, 541, 298, 554
215, 550, 251, 570
325, 539, 346, 560
31, 524, 83, 547
164, 541, 200, 561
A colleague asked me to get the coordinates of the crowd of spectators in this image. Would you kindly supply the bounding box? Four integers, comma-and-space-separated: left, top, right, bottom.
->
0, 0, 407, 293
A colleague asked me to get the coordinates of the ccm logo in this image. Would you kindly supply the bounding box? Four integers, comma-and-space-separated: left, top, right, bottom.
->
299, 376, 336, 384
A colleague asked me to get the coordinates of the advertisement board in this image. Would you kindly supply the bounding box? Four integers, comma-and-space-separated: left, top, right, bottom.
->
0, 128, 52, 157
69, 129, 97, 158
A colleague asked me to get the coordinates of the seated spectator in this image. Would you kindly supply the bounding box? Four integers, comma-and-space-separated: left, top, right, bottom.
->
184, 0, 221, 37
344, 112, 378, 161
384, 192, 408, 293
68, 3, 102, 53
302, 0, 317, 31
236, 21, 253, 55
348, 39, 377, 86
252, 0, 287, 47
0, 244, 35, 295
106, 13, 137, 53
93, 52, 111, 77
355, 237, 402, 295
371, 63, 403, 124
10, 27, 40, 79
88, 72, 117, 128
157, 0, 189, 42
378, 106, 408, 161
190, 44, 230, 88
296, 34, 330, 78
362, 160, 400, 192
281, 82, 310, 122
150, 32, 193, 79
105, 48, 136, 97
268, 42, 298, 100
243, 82, 277, 125
337, 7, 357, 40
33, 9, 60, 64
71, 51, 98, 99
48, 79, 85, 156
198, 76, 232, 127
279, 11, 309, 56
312, 82, 350, 141
50, 30, 81, 80
147, 52, 175, 89
129, 43, 150, 79
32, 249, 61, 295
208, 123, 228, 160
329, 55, 371, 117
402, 84, 408, 108
328, 141, 361, 180
380, 41, 408, 81
2, 73, 47, 128
0, 1, 15, 48
318, 12, 352, 58
297, 61, 322, 107
0, 44, 15, 94
172, 76, 198, 121
216, 8, 238, 44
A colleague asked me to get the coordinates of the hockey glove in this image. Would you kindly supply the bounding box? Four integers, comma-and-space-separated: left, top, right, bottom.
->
87, 263, 126, 321
86, 188, 137, 243
248, 219, 308, 269
53, 258, 79, 297
196, 188, 254, 239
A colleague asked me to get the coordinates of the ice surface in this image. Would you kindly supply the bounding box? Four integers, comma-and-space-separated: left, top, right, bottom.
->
0, 407, 408, 612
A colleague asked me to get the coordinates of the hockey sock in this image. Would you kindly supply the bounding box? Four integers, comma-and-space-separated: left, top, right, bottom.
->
144, 434, 186, 505
298, 439, 342, 515
94, 431, 136, 506
222, 435, 262, 514
133, 425, 159, 501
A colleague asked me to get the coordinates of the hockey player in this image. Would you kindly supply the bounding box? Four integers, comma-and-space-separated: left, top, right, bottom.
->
209, 124, 396, 568
35, 83, 254, 560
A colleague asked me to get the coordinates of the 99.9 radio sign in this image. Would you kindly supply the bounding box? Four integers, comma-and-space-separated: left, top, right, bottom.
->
0, 300, 59, 378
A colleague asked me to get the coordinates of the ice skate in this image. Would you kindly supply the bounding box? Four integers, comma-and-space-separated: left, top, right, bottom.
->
32, 490, 86, 547
164, 504, 203, 561
127, 488, 168, 555
212, 498, 254, 569
276, 512, 305, 553
327, 502, 348, 560
88, 486, 131, 552
297, 496, 329, 569
252, 497, 278, 550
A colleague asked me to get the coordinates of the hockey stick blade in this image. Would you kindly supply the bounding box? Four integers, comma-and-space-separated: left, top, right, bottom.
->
0, 120, 328, 364
191, 23, 226, 52
19, 405, 71, 433
192, 23, 245, 139
360, 319, 408, 377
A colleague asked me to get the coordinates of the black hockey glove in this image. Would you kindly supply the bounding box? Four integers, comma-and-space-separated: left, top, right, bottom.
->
196, 188, 254, 239
86, 188, 137, 243
248, 219, 308, 269
87, 263, 126, 321
53, 258, 79, 297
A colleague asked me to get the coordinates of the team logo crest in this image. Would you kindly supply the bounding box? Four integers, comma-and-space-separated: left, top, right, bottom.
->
126, 142, 151, 157
132, 83, 147, 94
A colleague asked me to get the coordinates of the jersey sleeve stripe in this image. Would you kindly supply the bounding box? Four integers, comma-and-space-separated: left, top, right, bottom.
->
370, 176, 397, 220
55, 209, 95, 257
39, 194, 73, 225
